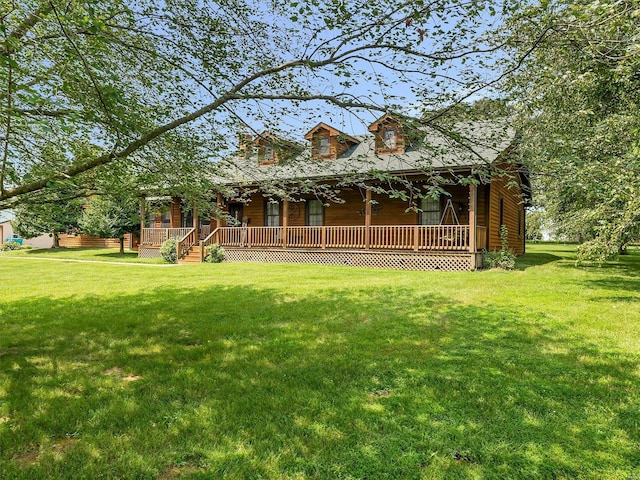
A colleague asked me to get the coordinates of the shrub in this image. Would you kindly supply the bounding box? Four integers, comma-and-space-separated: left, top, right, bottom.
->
204, 244, 225, 263
1, 241, 23, 251
160, 238, 178, 263
483, 225, 516, 270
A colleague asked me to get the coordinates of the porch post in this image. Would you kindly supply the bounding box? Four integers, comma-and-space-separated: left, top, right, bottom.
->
140, 199, 146, 245
216, 193, 223, 230
193, 202, 198, 230
469, 183, 477, 269
365, 188, 372, 249
282, 199, 289, 248
170, 197, 178, 228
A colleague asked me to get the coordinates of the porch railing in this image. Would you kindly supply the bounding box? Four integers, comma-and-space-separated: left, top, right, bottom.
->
141, 228, 193, 245
144, 225, 482, 253
197, 225, 470, 251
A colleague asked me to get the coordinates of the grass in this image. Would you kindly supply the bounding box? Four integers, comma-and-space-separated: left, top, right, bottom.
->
1, 244, 639, 479
0, 247, 166, 264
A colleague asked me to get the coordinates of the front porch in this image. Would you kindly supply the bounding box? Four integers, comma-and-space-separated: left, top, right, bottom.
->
138, 183, 493, 270
138, 224, 488, 270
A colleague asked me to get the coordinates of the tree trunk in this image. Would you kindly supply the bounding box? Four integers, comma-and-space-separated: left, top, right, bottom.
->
119, 237, 125, 255
52, 231, 59, 248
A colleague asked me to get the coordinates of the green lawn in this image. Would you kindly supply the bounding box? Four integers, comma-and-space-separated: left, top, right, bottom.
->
1, 246, 166, 264
1, 244, 639, 479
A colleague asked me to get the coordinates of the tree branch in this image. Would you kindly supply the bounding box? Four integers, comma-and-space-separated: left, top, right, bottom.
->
3, 5, 53, 54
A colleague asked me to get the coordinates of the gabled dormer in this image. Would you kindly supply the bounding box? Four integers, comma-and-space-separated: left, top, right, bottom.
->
368, 113, 407, 155
254, 131, 300, 166
255, 132, 278, 165
237, 132, 254, 159
304, 122, 359, 161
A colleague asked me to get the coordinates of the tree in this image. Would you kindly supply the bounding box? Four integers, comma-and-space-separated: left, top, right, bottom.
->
505, 0, 640, 261
78, 196, 139, 254
11, 187, 84, 246
0, 0, 546, 209
524, 208, 545, 242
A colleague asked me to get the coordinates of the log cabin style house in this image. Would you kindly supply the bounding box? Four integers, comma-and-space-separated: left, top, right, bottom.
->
139, 115, 530, 270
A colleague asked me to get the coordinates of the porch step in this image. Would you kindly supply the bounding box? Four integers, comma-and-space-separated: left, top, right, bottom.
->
178, 246, 202, 264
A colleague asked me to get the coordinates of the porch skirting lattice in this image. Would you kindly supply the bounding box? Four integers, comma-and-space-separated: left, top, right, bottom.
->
140, 245, 480, 270
138, 246, 162, 258
222, 248, 477, 271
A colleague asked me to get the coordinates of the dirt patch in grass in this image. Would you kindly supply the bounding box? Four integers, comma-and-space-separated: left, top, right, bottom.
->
104, 366, 123, 376
104, 366, 141, 382
52, 437, 78, 453
13, 437, 79, 467
159, 465, 203, 479
13, 450, 39, 467
368, 389, 393, 398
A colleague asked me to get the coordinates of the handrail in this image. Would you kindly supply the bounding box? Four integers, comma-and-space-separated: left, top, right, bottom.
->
199, 228, 220, 262
175, 227, 196, 260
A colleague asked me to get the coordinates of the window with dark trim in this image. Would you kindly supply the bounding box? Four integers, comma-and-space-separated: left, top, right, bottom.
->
318, 136, 330, 156
265, 202, 280, 226
306, 199, 324, 226
146, 210, 155, 228
383, 128, 397, 149
160, 210, 170, 228
263, 144, 274, 161
182, 208, 193, 228
518, 207, 522, 237
419, 198, 440, 225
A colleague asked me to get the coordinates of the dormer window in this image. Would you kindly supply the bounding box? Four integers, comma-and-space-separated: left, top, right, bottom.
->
304, 122, 359, 161
383, 128, 397, 149
263, 144, 274, 161
368, 113, 406, 155
318, 136, 330, 156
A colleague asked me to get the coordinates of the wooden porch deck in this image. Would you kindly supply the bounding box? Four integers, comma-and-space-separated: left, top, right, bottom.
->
209, 225, 473, 251
139, 225, 488, 270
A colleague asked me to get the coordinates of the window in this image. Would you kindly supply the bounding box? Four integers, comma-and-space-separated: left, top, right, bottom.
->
263, 144, 274, 161
145, 210, 155, 228
318, 136, 330, 156
161, 210, 170, 228
518, 207, 522, 237
419, 197, 440, 225
383, 128, 397, 149
265, 202, 280, 226
182, 208, 193, 228
307, 199, 324, 226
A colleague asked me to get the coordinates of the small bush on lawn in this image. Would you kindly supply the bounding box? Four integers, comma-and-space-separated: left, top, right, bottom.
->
160, 238, 178, 263
204, 244, 225, 263
483, 225, 516, 270
1, 241, 23, 251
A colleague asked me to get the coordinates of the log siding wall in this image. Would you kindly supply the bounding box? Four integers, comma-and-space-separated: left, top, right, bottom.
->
58, 234, 134, 249
487, 173, 526, 254
159, 171, 527, 256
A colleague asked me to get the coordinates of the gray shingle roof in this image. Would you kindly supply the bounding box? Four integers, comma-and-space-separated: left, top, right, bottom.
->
212, 121, 516, 186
